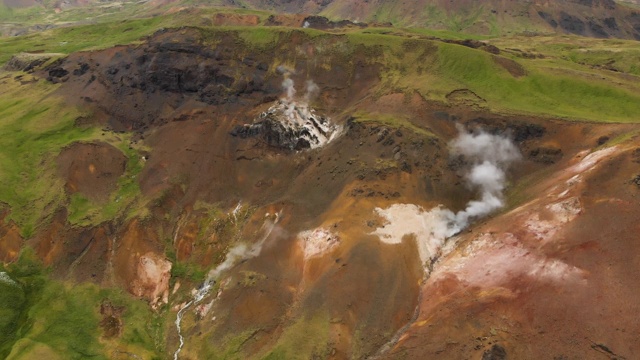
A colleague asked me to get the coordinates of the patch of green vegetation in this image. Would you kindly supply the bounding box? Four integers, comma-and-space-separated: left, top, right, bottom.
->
403, 27, 493, 40
196, 328, 259, 360
0, 16, 167, 64
1, 248, 166, 359
7, 282, 106, 359
193, 201, 254, 242
238, 270, 266, 287
346, 29, 407, 48
0, 76, 96, 237
351, 111, 435, 138
170, 260, 207, 285
565, 48, 640, 76
0, 277, 25, 357
0, 4, 42, 23
597, 129, 640, 150
0, 250, 40, 359
0, 73, 152, 234
343, 28, 640, 123
427, 42, 640, 122
367, 1, 409, 26
489, 35, 640, 76
445, 4, 484, 33
261, 311, 331, 360
167, 202, 255, 287
104, 288, 167, 357
237, 26, 279, 46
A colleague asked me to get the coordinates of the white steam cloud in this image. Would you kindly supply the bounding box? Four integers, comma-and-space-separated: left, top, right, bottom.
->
282, 78, 296, 101
373, 125, 520, 265
206, 242, 262, 281
443, 124, 521, 235
280, 77, 320, 119
303, 79, 319, 102
174, 211, 281, 360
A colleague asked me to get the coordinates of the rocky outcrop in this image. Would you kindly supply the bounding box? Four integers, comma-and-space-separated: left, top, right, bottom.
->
302, 15, 367, 29
231, 99, 342, 150
3, 53, 56, 73
536, 1, 640, 39
41, 28, 281, 131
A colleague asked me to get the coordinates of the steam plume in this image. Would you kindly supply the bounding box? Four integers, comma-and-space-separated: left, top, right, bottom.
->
373, 125, 520, 264
282, 78, 296, 101
303, 80, 319, 102
443, 125, 521, 236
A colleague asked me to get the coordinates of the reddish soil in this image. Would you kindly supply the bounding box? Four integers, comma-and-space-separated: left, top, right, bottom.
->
56, 141, 127, 202
0, 209, 22, 263
10, 27, 640, 358
382, 141, 640, 359
492, 55, 527, 78
112, 219, 169, 302
210, 13, 261, 26
264, 14, 307, 27
100, 300, 125, 338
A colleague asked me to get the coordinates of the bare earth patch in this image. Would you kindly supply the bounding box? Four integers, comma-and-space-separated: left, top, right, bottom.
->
131, 252, 172, 309
298, 227, 340, 259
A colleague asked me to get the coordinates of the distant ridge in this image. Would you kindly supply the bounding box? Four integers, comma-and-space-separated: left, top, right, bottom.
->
240, 0, 640, 39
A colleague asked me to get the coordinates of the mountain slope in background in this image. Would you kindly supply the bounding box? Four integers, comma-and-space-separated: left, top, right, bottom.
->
3, 0, 640, 39
248, 0, 640, 38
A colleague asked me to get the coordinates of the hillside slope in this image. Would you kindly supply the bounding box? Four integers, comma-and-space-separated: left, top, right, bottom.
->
1, 17, 640, 360
3, 0, 640, 39
214, 0, 640, 39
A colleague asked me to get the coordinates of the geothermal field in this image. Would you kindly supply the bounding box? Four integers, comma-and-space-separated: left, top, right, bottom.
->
1, 1, 640, 359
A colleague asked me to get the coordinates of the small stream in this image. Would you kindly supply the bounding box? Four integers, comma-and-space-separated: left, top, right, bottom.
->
173, 211, 281, 360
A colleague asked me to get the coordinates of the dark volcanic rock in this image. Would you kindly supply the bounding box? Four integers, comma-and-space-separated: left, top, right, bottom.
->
48, 67, 69, 78
444, 39, 500, 54
511, 123, 546, 142
467, 118, 545, 143
230, 100, 341, 151
482, 344, 507, 360
538, 11, 558, 28
73, 62, 90, 76
231, 119, 312, 150
529, 146, 563, 164
631, 148, 640, 163
589, 20, 608, 38
42, 27, 380, 132
559, 12, 586, 35
597, 136, 609, 145
603, 17, 618, 30
4, 55, 49, 72
573, 0, 616, 10
302, 15, 367, 30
